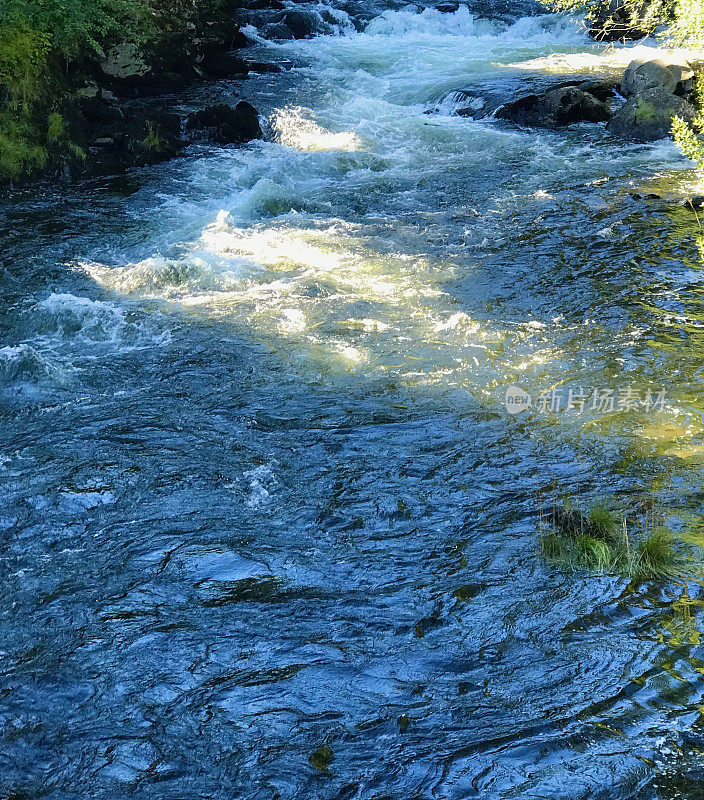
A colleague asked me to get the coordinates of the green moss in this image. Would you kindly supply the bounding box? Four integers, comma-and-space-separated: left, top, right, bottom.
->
310, 744, 334, 772
634, 99, 657, 123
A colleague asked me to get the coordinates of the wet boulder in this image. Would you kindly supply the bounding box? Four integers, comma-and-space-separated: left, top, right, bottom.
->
621, 58, 694, 97
576, 79, 619, 103
607, 86, 696, 141
125, 110, 182, 166
283, 10, 319, 38
202, 51, 249, 79
496, 85, 611, 128
260, 21, 296, 39
77, 96, 125, 130
186, 102, 262, 145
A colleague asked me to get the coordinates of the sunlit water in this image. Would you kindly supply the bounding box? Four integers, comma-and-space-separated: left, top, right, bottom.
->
4, 4, 704, 798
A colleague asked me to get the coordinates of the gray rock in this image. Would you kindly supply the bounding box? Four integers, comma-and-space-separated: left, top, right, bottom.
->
100, 43, 150, 79
496, 86, 611, 128
621, 58, 694, 97
607, 86, 696, 141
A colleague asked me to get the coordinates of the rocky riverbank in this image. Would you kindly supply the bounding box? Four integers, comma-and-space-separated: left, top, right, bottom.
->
0, 0, 348, 186
8, 2, 272, 183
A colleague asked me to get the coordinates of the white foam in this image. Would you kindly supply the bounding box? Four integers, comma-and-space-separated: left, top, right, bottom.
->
272, 106, 363, 151
0, 344, 64, 386
36, 292, 171, 348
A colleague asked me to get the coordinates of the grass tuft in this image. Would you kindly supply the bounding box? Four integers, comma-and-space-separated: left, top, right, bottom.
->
539, 495, 683, 580
634, 528, 676, 578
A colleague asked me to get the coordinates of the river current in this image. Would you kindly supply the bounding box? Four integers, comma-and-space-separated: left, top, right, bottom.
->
3, 3, 704, 798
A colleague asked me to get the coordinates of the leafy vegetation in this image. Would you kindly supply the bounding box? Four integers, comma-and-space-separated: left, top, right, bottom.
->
539, 497, 682, 578
537, 0, 704, 40
0, 0, 226, 183
671, 73, 704, 180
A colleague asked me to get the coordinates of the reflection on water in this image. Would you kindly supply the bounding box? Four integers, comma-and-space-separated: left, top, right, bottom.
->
3, 4, 704, 799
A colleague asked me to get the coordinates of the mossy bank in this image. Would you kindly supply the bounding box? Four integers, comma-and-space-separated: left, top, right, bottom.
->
0, 0, 263, 184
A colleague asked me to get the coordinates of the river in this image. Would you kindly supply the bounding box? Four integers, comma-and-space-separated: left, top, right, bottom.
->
2, 3, 704, 798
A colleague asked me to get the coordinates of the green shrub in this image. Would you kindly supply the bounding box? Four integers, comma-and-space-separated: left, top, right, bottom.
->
537, 0, 704, 43
587, 503, 618, 540
537, 0, 675, 35
0, 111, 47, 180
575, 534, 615, 571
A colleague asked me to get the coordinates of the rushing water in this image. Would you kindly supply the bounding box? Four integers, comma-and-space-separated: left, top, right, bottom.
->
4, 4, 704, 798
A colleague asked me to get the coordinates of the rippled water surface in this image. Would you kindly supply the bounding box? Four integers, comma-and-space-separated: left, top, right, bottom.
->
4, 4, 704, 798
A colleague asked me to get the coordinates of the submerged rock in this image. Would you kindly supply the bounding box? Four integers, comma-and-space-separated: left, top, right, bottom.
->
247, 61, 286, 74
607, 86, 696, 141
201, 51, 249, 79
310, 745, 334, 772
496, 84, 612, 128
186, 102, 262, 145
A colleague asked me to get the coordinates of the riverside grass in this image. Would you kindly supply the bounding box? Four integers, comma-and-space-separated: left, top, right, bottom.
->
539, 498, 683, 579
